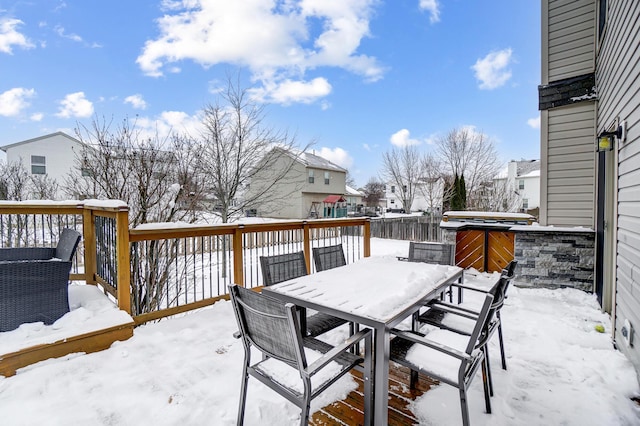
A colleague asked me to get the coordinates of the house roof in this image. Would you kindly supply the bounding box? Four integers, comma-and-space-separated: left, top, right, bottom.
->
1, 131, 83, 152
323, 195, 346, 203
299, 151, 346, 173
516, 159, 540, 176
345, 185, 364, 196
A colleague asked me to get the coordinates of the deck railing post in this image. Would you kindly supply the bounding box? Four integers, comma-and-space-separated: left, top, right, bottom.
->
234, 225, 244, 286
82, 206, 97, 285
115, 208, 131, 315
303, 221, 311, 272
364, 219, 371, 257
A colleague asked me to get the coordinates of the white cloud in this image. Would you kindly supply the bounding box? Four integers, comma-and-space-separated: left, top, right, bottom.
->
134, 110, 204, 142
124, 94, 148, 110
390, 128, 421, 147
30, 112, 43, 121
54, 25, 82, 42
527, 116, 540, 129
317, 146, 353, 170
0, 87, 35, 116
56, 92, 94, 118
419, 0, 440, 23
0, 18, 34, 54
136, 0, 383, 105
363, 143, 370, 151
249, 77, 331, 104
472, 48, 513, 90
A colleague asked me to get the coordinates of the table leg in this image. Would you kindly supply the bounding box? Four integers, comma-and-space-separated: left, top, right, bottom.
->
373, 324, 389, 426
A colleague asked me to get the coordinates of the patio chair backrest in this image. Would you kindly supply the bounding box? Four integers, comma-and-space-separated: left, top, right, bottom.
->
465, 292, 495, 355
55, 228, 82, 262
312, 244, 346, 272
408, 242, 455, 265
229, 284, 304, 367
502, 259, 518, 280
260, 251, 308, 286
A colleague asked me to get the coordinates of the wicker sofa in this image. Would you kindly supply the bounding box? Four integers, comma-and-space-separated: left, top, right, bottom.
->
0, 228, 82, 332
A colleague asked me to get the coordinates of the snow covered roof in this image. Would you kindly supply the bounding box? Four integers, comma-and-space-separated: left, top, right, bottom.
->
299, 151, 346, 172
345, 185, 364, 196
516, 159, 540, 176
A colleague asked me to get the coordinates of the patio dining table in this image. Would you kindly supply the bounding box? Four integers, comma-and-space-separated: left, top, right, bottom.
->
263, 255, 463, 425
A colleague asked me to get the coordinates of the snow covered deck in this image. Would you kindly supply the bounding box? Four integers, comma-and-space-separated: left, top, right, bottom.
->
0, 284, 134, 376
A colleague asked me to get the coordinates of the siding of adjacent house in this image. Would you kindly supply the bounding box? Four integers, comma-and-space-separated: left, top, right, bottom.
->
3, 132, 83, 190
596, 1, 640, 370
540, 0, 597, 228
544, 0, 595, 83
542, 102, 596, 227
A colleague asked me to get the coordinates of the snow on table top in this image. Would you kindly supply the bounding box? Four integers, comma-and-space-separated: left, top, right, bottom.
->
269, 255, 461, 322
0, 284, 133, 355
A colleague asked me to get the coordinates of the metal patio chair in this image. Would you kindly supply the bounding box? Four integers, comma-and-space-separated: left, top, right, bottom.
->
399, 241, 457, 302
229, 284, 373, 426
0, 228, 82, 332
389, 293, 495, 426
260, 251, 348, 338
312, 243, 347, 272
417, 275, 509, 396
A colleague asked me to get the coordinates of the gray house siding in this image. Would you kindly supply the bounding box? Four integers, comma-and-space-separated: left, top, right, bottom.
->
543, 102, 596, 227
596, 0, 640, 372
545, 0, 595, 82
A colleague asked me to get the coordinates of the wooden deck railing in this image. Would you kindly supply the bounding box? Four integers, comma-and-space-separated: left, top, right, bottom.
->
0, 202, 370, 326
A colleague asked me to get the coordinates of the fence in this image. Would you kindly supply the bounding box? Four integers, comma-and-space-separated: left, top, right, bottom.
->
0, 202, 370, 326
369, 214, 442, 242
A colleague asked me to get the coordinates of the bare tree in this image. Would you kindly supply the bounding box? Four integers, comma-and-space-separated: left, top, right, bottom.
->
66, 116, 207, 315
434, 127, 502, 210
381, 145, 421, 212
362, 177, 385, 207
418, 153, 446, 214
29, 175, 60, 200
345, 170, 357, 188
194, 77, 306, 222
0, 159, 30, 200
476, 178, 522, 212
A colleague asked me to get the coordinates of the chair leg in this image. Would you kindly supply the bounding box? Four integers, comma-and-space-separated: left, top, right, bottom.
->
237, 355, 250, 426
497, 313, 507, 370
484, 347, 494, 397
410, 369, 419, 389
459, 388, 471, 426
300, 381, 312, 426
481, 358, 492, 414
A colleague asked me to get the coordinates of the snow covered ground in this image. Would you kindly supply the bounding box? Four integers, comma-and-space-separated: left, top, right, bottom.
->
1, 238, 639, 425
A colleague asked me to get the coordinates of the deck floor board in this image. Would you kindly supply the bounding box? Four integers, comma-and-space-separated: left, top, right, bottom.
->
310, 363, 439, 425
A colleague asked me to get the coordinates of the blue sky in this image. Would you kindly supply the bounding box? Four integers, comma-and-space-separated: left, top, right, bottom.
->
0, 0, 541, 187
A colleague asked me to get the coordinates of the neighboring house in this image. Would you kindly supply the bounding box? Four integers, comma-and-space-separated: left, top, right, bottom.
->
385, 177, 444, 213
540, 1, 640, 376
1, 132, 84, 196
246, 149, 347, 219
493, 159, 541, 212
345, 185, 364, 213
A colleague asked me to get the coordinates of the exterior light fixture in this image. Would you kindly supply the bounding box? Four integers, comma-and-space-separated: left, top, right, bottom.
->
597, 125, 623, 152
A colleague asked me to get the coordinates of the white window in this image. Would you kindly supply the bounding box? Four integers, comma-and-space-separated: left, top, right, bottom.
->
31, 155, 46, 175
391, 185, 396, 193
523, 198, 529, 209
324, 171, 330, 185
519, 180, 525, 190
308, 170, 314, 183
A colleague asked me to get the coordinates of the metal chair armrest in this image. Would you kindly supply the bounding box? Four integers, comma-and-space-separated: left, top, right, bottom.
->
390, 328, 471, 361
305, 328, 372, 376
